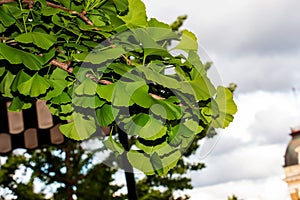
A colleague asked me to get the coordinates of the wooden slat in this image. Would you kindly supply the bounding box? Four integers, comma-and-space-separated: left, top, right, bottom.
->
6, 102, 24, 134
36, 100, 53, 129
0, 133, 11, 153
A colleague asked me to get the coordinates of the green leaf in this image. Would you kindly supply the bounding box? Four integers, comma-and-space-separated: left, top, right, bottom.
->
159, 149, 181, 174
96, 83, 116, 102
212, 86, 237, 128
146, 24, 179, 42
59, 113, 96, 140
44, 68, 69, 100
104, 135, 124, 155
11, 70, 31, 92
111, 81, 146, 107
113, 0, 128, 12
131, 85, 154, 108
1, 4, 22, 19
127, 150, 155, 175
0, 43, 44, 70
72, 47, 126, 64
0, 67, 5, 77
150, 100, 182, 120
75, 78, 97, 95
132, 29, 171, 59
120, 0, 147, 28
17, 73, 51, 97
181, 74, 216, 101
8, 96, 32, 112
51, 92, 72, 104
136, 140, 167, 154
96, 104, 115, 127
173, 30, 198, 52
15, 32, 57, 50
41, 7, 61, 16
0, 24, 6, 33
0, 71, 15, 97
0, 9, 16, 27
150, 152, 164, 175
73, 95, 105, 109
124, 113, 167, 139
137, 66, 180, 89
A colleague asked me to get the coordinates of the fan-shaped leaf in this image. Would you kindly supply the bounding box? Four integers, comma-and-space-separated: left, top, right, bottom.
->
17, 73, 51, 97
15, 32, 57, 50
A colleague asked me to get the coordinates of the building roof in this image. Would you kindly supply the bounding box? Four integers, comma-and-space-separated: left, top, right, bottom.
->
284, 128, 300, 167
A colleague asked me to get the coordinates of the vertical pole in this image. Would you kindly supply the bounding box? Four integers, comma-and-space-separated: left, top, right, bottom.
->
118, 130, 139, 200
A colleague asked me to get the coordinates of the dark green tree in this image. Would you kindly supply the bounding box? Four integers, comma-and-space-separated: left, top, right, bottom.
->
0, 140, 125, 200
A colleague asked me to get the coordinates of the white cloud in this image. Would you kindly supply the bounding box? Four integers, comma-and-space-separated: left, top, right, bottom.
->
188, 177, 290, 200
184, 91, 300, 196
209, 53, 300, 92
145, 0, 300, 56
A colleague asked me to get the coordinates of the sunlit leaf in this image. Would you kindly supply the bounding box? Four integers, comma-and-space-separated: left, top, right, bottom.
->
0, 43, 44, 70
59, 113, 96, 140
17, 73, 51, 97
120, 0, 147, 27
212, 86, 238, 128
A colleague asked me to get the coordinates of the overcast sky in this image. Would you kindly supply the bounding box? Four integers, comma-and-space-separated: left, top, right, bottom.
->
143, 0, 300, 199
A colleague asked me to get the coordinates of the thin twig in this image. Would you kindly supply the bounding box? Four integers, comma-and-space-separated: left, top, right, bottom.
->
85, 72, 166, 100
49, 59, 73, 74
45, 2, 94, 26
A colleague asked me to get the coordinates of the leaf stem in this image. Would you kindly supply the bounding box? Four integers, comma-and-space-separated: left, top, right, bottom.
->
18, 0, 27, 33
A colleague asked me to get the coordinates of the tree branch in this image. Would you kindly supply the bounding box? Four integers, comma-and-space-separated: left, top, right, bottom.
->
45, 2, 94, 26
50, 59, 74, 74
0, 0, 94, 26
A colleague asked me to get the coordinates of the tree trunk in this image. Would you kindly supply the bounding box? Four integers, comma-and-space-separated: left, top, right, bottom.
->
118, 130, 139, 200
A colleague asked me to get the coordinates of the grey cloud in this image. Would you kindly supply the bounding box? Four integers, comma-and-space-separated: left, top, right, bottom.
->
209, 53, 300, 93
145, 0, 300, 93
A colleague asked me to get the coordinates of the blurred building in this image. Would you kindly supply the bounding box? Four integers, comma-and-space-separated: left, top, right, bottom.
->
0, 98, 65, 155
284, 127, 300, 200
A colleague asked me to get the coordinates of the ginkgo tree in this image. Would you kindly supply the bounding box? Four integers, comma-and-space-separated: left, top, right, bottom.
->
0, 0, 237, 193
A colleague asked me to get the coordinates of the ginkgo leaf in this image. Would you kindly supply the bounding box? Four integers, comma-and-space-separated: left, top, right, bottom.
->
120, 0, 147, 27
104, 135, 124, 155
113, 0, 128, 12
75, 78, 97, 95
59, 113, 97, 140
15, 32, 57, 50
17, 73, 51, 97
172, 30, 198, 52
72, 47, 125, 64
11, 70, 31, 92
150, 100, 182, 120
96, 104, 115, 127
212, 86, 238, 128
0, 9, 15, 27
0, 43, 44, 70
8, 96, 32, 112
0, 71, 15, 97
127, 150, 155, 175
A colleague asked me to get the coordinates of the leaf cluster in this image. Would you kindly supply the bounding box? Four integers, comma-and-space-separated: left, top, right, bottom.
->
0, 0, 237, 175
